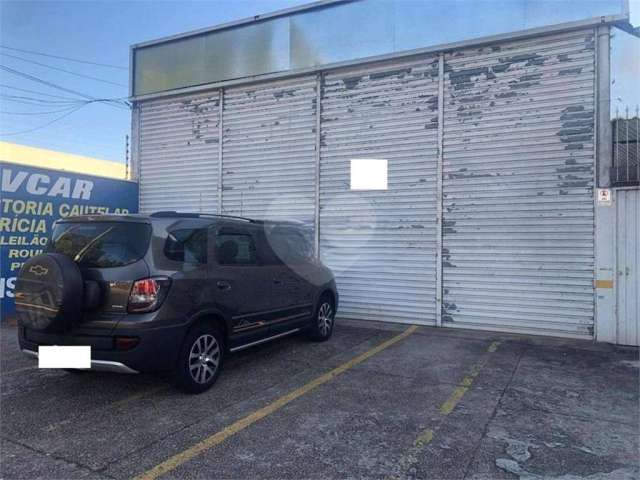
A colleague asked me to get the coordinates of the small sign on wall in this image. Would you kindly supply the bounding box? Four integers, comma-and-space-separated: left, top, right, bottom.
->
350, 159, 388, 190
597, 188, 612, 206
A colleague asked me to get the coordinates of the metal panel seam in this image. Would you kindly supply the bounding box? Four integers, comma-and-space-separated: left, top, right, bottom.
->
218, 88, 224, 213
315, 73, 322, 258
593, 26, 599, 340
436, 53, 444, 327
596, 25, 612, 187
136, 104, 141, 206
614, 188, 619, 341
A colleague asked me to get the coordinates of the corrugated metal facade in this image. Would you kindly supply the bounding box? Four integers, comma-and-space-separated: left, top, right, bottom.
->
135, 28, 600, 338
442, 31, 596, 338
615, 188, 639, 346
221, 77, 317, 227
320, 58, 440, 325
138, 92, 220, 213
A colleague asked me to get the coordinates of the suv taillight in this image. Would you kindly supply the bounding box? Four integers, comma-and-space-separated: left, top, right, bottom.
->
127, 277, 171, 313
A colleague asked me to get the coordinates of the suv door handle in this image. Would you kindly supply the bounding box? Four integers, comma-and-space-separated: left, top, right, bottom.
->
217, 281, 231, 291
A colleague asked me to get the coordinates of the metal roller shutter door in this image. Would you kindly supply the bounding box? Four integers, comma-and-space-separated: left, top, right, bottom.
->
320, 57, 440, 325
442, 30, 596, 338
138, 91, 220, 213
221, 77, 317, 229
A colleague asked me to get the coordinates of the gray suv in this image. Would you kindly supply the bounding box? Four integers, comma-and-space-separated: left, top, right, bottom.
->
15, 212, 338, 393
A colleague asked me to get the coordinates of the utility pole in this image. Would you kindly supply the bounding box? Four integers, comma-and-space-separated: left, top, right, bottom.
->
125, 134, 130, 180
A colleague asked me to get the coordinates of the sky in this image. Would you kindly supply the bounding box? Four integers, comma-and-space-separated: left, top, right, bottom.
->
0, 0, 638, 164
0, 0, 303, 162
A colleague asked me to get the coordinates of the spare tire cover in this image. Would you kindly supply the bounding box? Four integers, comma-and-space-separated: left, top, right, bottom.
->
14, 253, 83, 332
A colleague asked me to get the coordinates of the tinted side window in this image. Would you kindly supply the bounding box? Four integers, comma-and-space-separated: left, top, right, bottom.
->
164, 229, 208, 264
215, 233, 257, 266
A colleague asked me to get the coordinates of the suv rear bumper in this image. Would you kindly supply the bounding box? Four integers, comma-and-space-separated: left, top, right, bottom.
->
20, 348, 138, 374
18, 323, 187, 373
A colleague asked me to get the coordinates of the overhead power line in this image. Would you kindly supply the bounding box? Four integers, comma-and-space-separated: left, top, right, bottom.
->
0, 94, 129, 113
0, 45, 127, 70
0, 83, 85, 100
0, 65, 129, 109
1, 106, 83, 116
0, 93, 87, 105
1, 52, 127, 87
0, 103, 87, 136
2, 64, 98, 99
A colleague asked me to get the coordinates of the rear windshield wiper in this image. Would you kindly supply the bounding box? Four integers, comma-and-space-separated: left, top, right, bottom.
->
73, 227, 115, 263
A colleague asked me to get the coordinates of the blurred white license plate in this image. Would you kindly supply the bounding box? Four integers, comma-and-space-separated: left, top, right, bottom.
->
38, 346, 91, 369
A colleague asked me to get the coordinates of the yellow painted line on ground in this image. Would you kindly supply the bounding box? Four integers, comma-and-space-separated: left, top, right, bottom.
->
134, 326, 418, 480
414, 428, 434, 448
393, 340, 502, 478
440, 385, 468, 415
440, 340, 500, 416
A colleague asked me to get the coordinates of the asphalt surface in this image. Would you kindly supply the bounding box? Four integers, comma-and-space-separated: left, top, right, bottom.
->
1, 320, 638, 480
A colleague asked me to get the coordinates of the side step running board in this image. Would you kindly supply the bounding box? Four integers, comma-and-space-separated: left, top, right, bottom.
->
229, 328, 301, 353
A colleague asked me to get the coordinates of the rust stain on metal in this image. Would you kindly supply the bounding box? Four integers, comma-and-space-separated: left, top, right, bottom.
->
595, 279, 614, 289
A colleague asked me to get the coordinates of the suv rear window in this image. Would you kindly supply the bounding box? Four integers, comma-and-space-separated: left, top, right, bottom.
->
48, 222, 151, 268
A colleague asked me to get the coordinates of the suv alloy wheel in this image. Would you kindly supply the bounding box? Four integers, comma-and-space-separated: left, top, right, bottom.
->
174, 323, 224, 393
308, 295, 335, 342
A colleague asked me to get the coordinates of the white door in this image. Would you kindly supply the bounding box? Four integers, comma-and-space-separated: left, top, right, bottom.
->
615, 188, 639, 346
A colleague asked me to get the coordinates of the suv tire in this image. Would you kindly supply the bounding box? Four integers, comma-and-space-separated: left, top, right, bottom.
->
307, 294, 335, 342
173, 323, 224, 394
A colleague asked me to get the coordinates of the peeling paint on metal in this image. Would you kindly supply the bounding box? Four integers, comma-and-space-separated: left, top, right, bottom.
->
136, 28, 599, 339
342, 76, 362, 90
138, 91, 221, 213
559, 67, 583, 75
221, 77, 317, 228
441, 30, 596, 338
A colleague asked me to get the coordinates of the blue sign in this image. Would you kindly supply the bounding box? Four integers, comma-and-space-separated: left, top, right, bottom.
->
1, 162, 139, 320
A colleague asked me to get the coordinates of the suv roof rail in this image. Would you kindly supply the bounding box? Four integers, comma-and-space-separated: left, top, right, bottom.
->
149, 211, 259, 223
